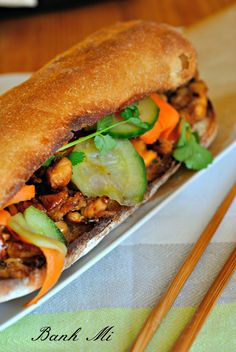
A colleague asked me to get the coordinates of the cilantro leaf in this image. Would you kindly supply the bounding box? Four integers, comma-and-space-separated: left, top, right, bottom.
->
184, 143, 213, 170
94, 134, 117, 155
120, 103, 150, 130
68, 151, 85, 166
192, 131, 200, 143
176, 120, 190, 147
128, 117, 150, 130
97, 115, 114, 131
43, 156, 55, 167
56, 101, 150, 155
173, 143, 194, 162
121, 103, 140, 120
173, 119, 213, 170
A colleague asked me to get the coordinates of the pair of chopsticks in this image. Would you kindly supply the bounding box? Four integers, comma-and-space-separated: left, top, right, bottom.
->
131, 182, 236, 352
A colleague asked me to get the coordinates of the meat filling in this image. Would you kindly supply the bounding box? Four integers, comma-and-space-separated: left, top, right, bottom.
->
0, 233, 45, 279
0, 77, 209, 279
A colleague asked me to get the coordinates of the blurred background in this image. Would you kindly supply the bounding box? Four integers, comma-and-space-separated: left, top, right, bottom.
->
0, 0, 235, 73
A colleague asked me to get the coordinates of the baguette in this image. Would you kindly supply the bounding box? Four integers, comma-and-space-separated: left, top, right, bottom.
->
0, 21, 217, 304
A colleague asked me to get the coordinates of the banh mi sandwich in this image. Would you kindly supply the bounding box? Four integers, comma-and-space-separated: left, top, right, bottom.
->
0, 21, 217, 305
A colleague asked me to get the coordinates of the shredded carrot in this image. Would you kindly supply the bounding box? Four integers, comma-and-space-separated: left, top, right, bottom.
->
24, 247, 65, 307
4, 185, 35, 208
7, 217, 66, 306
140, 93, 180, 144
0, 210, 11, 226
132, 139, 157, 167
4, 183, 65, 305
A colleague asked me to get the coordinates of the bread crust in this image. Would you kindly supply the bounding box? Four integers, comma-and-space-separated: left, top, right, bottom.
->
0, 104, 217, 304
0, 21, 196, 208
0, 268, 45, 303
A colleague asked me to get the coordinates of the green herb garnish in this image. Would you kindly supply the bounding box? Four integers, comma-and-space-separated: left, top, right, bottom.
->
96, 115, 114, 131
173, 119, 213, 170
43, 156, 55, 167
43, 151, 85, 168
94, 134, 117, 155
121, 102, 139, 119
121, 103, 150, 130
43, 102, 150, 166
57, 103, 144, 153
67, 151, 86, 166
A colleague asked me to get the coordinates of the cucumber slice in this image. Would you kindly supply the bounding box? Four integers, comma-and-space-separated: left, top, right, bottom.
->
24, 206, 66, 244
71, 139, 147, 206
108, 97, 159, 138
9, 214, 67, 254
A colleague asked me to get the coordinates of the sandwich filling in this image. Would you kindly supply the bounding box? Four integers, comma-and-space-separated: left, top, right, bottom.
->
0, 77, 214, 304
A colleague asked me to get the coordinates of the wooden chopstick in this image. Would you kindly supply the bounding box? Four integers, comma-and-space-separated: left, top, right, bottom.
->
130, 182, 236, 352
171, 245, 236, 352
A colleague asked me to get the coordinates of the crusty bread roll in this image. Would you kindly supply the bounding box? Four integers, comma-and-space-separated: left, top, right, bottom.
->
0, 21, 217, 304
0, 21, 196, 208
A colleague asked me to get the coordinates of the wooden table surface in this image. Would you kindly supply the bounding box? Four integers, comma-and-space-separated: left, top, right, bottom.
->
0, 0, 235, 73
